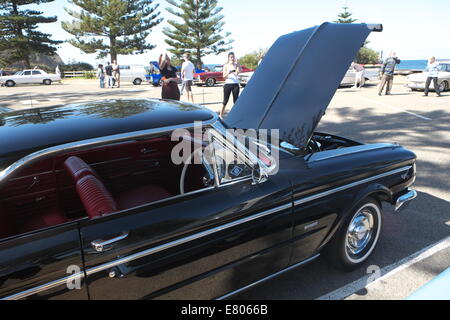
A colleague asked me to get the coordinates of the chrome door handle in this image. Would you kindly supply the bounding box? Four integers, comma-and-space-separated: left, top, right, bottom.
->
91, 232, 129, 253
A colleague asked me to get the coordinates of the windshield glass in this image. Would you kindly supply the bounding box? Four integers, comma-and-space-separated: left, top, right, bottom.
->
14, 71, 22, 75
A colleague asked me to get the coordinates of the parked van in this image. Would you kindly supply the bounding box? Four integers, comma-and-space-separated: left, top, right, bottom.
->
119, 65, 147, 85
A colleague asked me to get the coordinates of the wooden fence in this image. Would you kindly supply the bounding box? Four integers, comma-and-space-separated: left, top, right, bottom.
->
62, 71, 92, 78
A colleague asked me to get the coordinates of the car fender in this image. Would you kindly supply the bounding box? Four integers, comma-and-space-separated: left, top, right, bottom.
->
317, 182, 392, 251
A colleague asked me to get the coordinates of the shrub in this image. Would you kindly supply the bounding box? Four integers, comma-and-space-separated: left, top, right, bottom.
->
64, 62, 94, 71
83, 71, 96, 79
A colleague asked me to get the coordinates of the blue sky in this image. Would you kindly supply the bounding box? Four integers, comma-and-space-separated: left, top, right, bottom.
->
26, 0, 450, 66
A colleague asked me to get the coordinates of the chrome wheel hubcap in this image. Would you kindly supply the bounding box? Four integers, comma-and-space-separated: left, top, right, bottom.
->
346, 208, 375, 255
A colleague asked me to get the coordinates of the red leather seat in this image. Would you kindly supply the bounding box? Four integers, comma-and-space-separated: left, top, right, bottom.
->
20, 207, 68, 233
64, 156, 97, 182
64, 156, 172, 219
116, 185, 173, 210
76, 175, 118, 219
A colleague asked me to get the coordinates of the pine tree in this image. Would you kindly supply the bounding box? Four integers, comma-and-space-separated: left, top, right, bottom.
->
163, 0, 233, 68
334, 7, 379, 64
62, 0, 162, 62
333, 6, 357, 24
0, 0, 62, 68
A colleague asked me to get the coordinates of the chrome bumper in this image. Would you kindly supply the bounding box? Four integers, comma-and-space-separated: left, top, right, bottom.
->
394, 189, 417, 212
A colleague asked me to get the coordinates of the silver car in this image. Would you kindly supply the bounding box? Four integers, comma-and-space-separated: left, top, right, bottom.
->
239, 67, 380, 88
406, 60, 450, 92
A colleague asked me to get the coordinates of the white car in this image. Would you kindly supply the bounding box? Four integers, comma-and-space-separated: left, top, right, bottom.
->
0, 69, 61, 87
340, 67, 380, 86
238, 71, 254, 87
406, 60, 450, 92
239, 67, 380, 88
119, 65, 148, 85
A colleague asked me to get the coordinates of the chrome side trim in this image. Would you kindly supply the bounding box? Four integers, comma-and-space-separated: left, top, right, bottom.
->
294, 166, 412, 207
0, 117, 218, 185
215, 253, 320, 300
85, 202, 293, 276
1, 272, 85, 300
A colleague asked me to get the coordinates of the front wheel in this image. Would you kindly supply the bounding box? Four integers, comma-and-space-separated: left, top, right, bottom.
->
133, 78, 142, 85
5, 80, 15, 87
205, 78, 216, 87
325, 197, 382, 271
43, 79, 52, 85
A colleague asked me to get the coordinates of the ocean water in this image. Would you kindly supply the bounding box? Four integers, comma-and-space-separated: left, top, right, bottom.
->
397, 60, 427, 70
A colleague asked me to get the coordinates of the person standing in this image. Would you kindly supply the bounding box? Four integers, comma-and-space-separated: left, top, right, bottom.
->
181, 53, 195, 103
220, 52, 241, 118
378, 52, 401, 96
112, 60, 120, 88
424, 57, 441, 97
351, 62, 365, 88
159, 54, 181, 101
105, 62, 114, 88
258, 54, 265, 66
97, 64, 105, 88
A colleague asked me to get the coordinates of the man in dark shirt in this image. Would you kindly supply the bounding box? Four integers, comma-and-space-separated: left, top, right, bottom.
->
378, 52, 401, 96
105, 62, 114, 88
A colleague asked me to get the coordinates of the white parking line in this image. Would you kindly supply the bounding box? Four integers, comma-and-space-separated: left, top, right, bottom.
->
360, 97, 432, 121
316, 236, 450, 300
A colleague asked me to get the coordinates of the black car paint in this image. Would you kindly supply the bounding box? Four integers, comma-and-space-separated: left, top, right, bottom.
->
0, 222, 88, 299
0, 122, 415, 299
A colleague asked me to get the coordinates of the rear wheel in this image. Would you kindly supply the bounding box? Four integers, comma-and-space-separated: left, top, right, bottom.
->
133, 78, 142, 85
439, 81, 448, 92
5, 80, 15, 87
205, 78, 216, 87
325, 197, 382, 271
43, 79, 52, 85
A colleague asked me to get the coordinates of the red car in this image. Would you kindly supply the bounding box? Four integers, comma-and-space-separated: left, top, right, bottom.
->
194, 65, 254, 87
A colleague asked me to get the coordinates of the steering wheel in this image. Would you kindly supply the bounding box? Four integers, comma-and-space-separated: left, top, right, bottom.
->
180, 148, 217, 194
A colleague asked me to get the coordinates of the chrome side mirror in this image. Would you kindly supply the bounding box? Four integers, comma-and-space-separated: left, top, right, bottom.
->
252, 165, 268, 185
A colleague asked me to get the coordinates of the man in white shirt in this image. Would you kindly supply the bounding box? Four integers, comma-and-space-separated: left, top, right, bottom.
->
424, 56, 441, 97
181, 53, 195, 103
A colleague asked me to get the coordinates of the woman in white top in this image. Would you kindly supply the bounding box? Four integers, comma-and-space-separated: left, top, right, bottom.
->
220, 52, 241, 118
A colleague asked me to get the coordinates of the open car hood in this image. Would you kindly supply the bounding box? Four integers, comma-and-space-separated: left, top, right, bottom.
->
225, 22, 381, 148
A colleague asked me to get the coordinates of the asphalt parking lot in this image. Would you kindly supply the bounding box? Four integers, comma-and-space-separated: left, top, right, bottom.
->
1, 77, 449, 300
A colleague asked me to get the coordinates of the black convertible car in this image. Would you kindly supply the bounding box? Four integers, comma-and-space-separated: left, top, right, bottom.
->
0, 23, 417, 300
